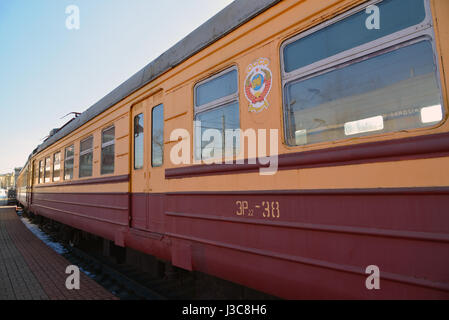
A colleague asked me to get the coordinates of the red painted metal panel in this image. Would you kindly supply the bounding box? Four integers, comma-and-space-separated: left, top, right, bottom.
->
131, 193, 165, 233
171, 239, 193, 271
130, 193, 147, 230
31, 192, 129, 242
27, 188, 449, 299
125, 228, 171, 262
164, 189, 449, 299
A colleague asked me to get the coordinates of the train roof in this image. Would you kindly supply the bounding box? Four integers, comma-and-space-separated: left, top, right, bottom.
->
32, 0, 281, 159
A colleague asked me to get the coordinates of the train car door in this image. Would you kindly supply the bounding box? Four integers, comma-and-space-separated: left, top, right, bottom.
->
130, 102, 150, 230
26, 164, 31, 206
28, 162, 34, 207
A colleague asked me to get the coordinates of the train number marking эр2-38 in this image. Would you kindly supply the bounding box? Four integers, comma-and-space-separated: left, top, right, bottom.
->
235, 200, 280, 219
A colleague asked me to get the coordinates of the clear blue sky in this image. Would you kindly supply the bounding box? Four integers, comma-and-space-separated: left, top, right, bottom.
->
0, 0, 233, 174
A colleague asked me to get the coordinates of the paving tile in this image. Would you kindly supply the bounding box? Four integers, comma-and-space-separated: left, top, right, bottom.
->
0, 207, 117, 300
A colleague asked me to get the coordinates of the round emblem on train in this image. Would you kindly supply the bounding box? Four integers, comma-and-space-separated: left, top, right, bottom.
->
244, 58, 272, 113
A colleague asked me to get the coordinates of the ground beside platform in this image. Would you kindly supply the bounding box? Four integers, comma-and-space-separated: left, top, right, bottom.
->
0, 206, 117, 300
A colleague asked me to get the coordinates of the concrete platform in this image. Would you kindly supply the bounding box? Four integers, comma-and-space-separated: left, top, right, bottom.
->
0, 206, 117, 300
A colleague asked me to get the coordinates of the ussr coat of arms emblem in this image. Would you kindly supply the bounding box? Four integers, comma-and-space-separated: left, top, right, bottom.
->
244, 58, 273, 113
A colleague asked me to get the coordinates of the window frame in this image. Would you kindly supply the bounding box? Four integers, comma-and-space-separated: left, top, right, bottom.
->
33, 161, 38, 185
38, 160, 44, 184
134, 113, 144, 170
53, 152, 61, 182
101, 125, 115, 175
193, 66, 240, 161
194, 66, 239, 114
151, 104, 164, 168
79, 135, 94, 178
44, 156, 51, 183
280, 0, 444, 147
280, 0, 435, 82
64, 145, 75, 181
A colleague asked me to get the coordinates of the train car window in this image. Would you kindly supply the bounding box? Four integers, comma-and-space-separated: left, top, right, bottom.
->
39, 160, 44, 184
44, 157, 51, 183
194, 67, 240, 161
101, 126, 115, 175
152, 104, 164, 167
281, 0, 444, 147
34, 161, 38, 185
79, 136, 94, 178
283, 0, 426, 73
53, 152, 61, 182
134, 114, 144, 170
196, 102, 240, 160
64, 145, 74, 180
195, 69, 238, 107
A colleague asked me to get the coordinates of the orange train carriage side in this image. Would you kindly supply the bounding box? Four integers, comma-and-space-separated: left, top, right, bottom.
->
16, 0, 449, 299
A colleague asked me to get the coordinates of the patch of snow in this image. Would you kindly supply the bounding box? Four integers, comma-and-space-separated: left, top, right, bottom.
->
79, 267, 92, 277
20, 217, 68, 255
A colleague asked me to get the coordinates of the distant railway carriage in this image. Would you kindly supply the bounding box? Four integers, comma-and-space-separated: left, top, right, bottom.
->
0, 189, 8, 206
7, 189, 16, 205
16, 0, 449, 299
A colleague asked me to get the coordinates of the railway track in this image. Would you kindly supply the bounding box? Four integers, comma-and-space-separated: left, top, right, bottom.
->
18, 209, 196, 300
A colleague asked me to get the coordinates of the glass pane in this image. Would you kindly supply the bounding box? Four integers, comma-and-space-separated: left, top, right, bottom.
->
195, 102, 240, 160
284, 41, 443, 146
134, 114, 144, 170
39, 161, 44, 184
35, 163, 39, 184
152, 104, 164, 167
284, 0, 426, 73
195, 69, 238, 106
44, 157, 51, 183
64, 158, 74, 180
101, 144, 115, 175
79, 152, 93, 178
80, 136, 93, 153
101, 126, 115, 175
102, 126, 115, 145
53, 153, 60, 182
65, 145, 74, 158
